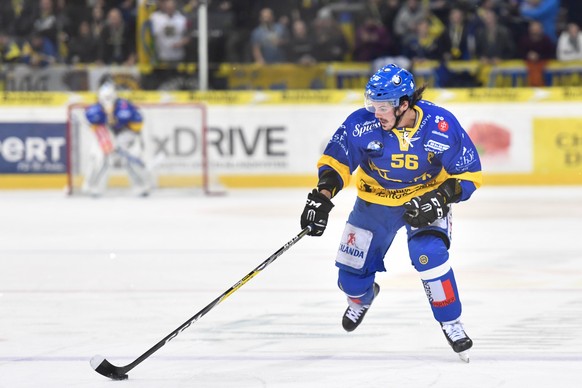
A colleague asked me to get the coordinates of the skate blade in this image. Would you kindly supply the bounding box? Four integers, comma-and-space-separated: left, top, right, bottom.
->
457, 350, 470, 363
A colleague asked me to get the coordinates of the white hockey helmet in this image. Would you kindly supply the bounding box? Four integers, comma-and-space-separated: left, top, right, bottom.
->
98, 81, 117, 112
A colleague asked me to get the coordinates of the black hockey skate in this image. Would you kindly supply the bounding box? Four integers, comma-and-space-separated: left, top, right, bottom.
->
441, 319, 473, 362
342, 283, 380, 332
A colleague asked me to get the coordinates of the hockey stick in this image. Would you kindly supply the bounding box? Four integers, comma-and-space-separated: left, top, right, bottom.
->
90, 225, 313, 380
114, 147, 146, 168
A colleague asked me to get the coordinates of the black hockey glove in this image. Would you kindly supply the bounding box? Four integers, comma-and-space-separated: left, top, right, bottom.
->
301, 189, 334, 236
403, 191, 449, 228
403, 179, 462, 228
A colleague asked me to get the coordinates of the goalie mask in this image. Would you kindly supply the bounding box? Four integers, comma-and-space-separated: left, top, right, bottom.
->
364, 64, 415, 113
98, 82, 117, 113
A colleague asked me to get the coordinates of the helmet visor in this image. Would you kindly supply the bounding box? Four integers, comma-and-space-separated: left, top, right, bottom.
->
364, 94, 399, 113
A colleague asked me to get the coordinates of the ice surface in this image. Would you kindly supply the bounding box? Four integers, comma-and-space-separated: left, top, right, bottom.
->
0, 187, 581, 387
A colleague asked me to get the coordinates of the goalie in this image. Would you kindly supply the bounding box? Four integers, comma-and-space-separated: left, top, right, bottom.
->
83, 81, 152, 197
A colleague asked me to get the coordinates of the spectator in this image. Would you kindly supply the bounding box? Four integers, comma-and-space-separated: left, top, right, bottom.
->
14, 0, 38, 40
311, 9, 349, 62
33, 0, 59, 48
393, 0, 426, 40
519, 20, 555, 86
475, 9, 516, 64
519, 0, 560, 43
360, 0, 384, 23
53, 0, 74, 62
0, 30, 23, 64
353, 16, 394, 62
286, 19, 316, 65
59, 0, 89, 38
556, 22, 582, 61
250, 7, 289, 64
436, 6, 475, 61
117, 0, 137, 33
21, 31, 58, 67
146, 0, 190, 65
188, 0, 235, 64
402, 17, 441, 63
98, 7, 136, 65
67, 20, 99, 64
89, 4, 106, 40
428, 0, 451, 24
519, 20, 555, 60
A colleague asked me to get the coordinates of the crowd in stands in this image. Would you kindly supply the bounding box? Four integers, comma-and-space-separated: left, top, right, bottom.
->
1, 0, 582, 80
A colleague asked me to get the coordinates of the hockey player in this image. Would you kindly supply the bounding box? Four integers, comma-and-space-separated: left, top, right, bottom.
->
83, 81, 152, 197
300, 64, 482, 362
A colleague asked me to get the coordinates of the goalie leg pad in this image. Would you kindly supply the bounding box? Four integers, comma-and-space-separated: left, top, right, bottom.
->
126, 161, 152, 194
83, 154, 110, 196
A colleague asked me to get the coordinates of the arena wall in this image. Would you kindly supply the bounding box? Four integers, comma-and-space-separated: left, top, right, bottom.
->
1, 88, 581, 189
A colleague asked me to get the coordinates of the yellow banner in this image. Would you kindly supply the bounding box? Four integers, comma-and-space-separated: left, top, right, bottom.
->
534, 118, 582, 174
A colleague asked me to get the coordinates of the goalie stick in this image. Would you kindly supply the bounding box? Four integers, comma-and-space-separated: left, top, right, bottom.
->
114, 147, 146, 168
90, 225, 313, 380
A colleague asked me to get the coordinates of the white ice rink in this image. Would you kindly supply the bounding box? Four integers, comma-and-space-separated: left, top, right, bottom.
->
0, 186, 581, 387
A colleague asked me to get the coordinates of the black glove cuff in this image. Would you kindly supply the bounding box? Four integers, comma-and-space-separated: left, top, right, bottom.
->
438, 178, 462, 204
317, 169, 342, 198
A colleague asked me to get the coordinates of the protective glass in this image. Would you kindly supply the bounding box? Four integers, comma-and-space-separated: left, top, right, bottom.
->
364, 95, 399, 113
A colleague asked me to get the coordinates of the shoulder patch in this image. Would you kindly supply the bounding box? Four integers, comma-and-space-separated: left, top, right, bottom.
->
437, 119, 449, 132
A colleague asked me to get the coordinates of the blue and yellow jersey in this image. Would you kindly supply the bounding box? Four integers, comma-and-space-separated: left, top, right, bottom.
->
1, 40, 22, 63
85, 99, 143, 135
318, 100, 482, 206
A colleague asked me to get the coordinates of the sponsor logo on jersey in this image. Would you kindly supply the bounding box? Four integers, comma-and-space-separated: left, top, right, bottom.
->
435, 116, 449, 132
420, 113, 432, 129
339, 232, 365, 259
425, 139, 450, 153
431, 130, 449, 139
368, 159, 402, 182
455, 146, 477, 170
338, 245, 364, 259
330, 126, 349, 156
395, 129, 420, 150
358, 176, 439, 200
353, 120, 381, 137
419, 255, 429, 265
366, 140, 384, 153
118, 109, 131, 119
423, 278, 456, 307
336, 224, 372, 270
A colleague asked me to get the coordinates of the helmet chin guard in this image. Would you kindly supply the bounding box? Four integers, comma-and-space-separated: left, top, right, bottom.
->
364, 64, 415, 113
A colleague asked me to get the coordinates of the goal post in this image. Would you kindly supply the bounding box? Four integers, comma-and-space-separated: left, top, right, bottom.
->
66, 102, 222, 195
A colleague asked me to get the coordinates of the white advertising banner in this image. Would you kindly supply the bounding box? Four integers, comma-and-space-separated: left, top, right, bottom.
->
1, 96, 582, 185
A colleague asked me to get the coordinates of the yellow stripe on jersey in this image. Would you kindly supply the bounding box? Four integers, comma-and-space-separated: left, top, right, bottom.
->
128, 121, 143, 132
317, 154, 351, 189
355, 168, 482, 206
456, 171, 483, 189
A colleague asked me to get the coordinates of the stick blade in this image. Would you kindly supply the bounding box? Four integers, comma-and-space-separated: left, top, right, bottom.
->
90, 355, 129, 380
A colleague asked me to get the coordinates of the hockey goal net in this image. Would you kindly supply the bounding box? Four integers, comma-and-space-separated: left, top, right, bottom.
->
66, 103, 222, 195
